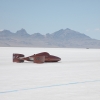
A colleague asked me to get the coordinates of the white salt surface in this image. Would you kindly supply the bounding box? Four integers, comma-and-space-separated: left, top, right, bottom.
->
0, 47, 100, 100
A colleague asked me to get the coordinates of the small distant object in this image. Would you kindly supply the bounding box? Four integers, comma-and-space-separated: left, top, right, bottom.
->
86, 48, 89, 49
13, 52, 61, 63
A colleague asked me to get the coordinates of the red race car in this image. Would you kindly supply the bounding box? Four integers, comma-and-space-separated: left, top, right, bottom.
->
13, 52, 61, 63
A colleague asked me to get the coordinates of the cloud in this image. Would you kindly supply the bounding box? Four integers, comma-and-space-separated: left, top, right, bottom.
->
0, 29, 4, 32
95, 28, 100, 31
86, 28, 100, 32
86, 29, 90, 32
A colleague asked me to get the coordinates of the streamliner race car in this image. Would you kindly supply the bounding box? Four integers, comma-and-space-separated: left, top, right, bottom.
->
13, 52, 61, 63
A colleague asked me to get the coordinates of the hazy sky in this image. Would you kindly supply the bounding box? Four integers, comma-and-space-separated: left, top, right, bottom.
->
0, 0, 100, 40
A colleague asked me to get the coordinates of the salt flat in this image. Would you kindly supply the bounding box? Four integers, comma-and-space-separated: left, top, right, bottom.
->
0, 47, 100, 100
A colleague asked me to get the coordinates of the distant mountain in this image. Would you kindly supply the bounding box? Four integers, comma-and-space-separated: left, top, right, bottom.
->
0, 30, 13, 37
0, 28, 100, 48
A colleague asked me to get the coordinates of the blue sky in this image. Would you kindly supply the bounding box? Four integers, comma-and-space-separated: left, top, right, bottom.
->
0, 0, 100, 40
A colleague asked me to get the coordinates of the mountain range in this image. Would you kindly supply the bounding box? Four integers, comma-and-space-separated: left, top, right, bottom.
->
0, 28, 100, 48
